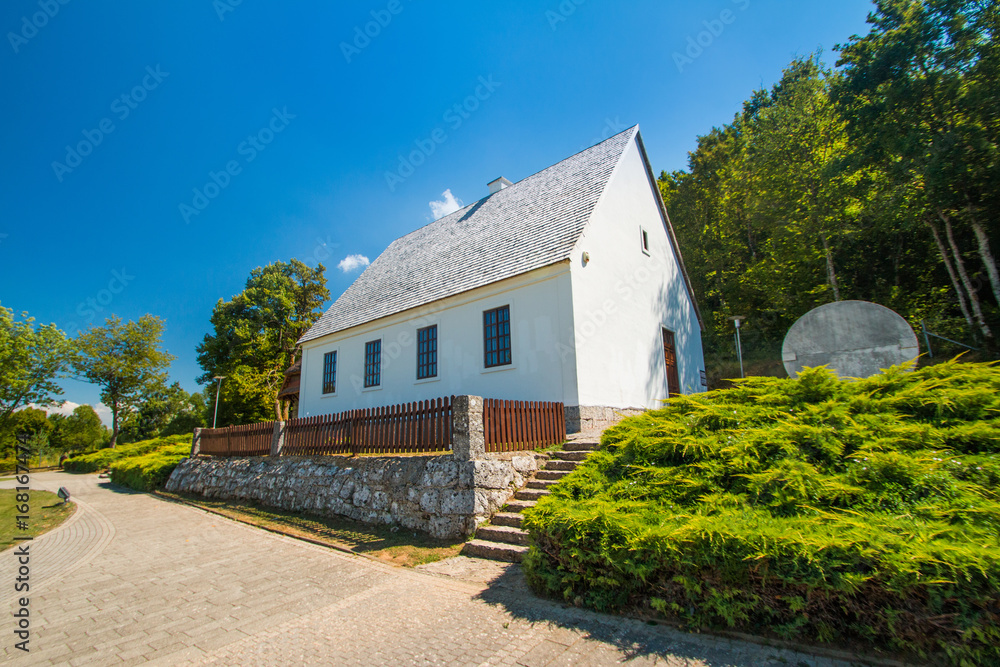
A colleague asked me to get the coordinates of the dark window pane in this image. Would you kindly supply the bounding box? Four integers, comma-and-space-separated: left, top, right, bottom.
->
417, 325, 437, 379
364, 340, 381, 387
483, 306, 511, 368
322, 351, 337, 394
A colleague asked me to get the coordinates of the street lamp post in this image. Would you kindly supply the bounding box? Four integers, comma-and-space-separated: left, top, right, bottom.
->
212, 376, 225, 428
728, 316, 746, 379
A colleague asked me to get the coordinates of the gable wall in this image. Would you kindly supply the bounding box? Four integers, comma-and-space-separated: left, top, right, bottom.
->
298, 264, 579, 417
568, 137, 706, 409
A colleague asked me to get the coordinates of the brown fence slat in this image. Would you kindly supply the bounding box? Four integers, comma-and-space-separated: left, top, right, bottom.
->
409, 401, 417, 451
500, 400, 509, 452
517, 401, 524, 450
520, 401, 526, 450
528, 401, 536, 448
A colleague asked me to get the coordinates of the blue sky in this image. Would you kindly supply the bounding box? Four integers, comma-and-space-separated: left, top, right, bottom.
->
0, 0, 874, 422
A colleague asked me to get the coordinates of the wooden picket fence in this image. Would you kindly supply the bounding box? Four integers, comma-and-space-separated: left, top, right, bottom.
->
198, 396, 567, 458
484, 399, 565, 453
282, 397, 454, 456
199, 421, 275, 457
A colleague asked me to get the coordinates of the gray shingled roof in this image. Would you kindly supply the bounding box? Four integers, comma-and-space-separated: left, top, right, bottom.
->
299, 127, 637, 344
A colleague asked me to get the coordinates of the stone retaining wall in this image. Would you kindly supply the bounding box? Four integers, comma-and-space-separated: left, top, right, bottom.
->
164, 452, 541, 539
565, 405, 645, 432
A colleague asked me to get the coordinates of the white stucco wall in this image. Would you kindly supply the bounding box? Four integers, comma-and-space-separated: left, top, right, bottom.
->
568, 137, 706, 409
298, 264, 579, 417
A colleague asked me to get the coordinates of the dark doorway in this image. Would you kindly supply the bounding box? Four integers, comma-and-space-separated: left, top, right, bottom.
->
662, 328, 681, 398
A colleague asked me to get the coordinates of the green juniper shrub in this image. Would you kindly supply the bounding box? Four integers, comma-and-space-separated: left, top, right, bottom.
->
108, 442, 189, 492
522, 360, 1000, 665
62, 435, 189, 473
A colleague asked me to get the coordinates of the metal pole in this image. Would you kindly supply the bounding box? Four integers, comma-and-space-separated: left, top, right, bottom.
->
212, 376, 225, 428
727, 316, 746, 379
735, 323, 744, 379
921, 320, 933, 359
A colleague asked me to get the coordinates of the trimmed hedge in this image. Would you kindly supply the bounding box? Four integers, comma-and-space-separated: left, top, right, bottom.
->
108, 442, 189, 492
62, 435, 189, 473
523, 360, 1000, 665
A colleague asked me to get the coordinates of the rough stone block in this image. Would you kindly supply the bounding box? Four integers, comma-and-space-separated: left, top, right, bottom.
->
474, 488, 515, 515
472, 460, 517, 489
510, 455, 538, 476
422, 459, 459, 487
439, 489, 475, 515
352, 485, 372, 506
371, 491, 389, 512
429, 515, 474, 539
419, 489, 439, 513
451, 395, 485, 461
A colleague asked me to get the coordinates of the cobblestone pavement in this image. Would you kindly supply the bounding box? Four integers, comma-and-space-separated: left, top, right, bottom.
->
1, 472, 862, 666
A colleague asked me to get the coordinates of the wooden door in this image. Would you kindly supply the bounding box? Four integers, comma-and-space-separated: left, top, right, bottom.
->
662, 328, 681, 398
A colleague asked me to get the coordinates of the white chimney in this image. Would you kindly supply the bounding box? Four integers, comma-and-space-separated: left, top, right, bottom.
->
488, 177, 512, 195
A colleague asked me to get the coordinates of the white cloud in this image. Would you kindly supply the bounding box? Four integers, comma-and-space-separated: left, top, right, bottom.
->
25, 401, 113, 427
93, 403, 112, 427
429, 189, 462, 220
34, 401, 77, 417
337, 254, 370, 273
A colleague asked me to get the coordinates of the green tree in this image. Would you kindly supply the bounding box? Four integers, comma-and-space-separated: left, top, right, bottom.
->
72, 315, 175, 448
834, 0, 999, 344
658, 46, 992, 380
747, 57, 864, 304
50, 405, 107, 453
160, 390, 207, 436
0, 407, 53, 458
197, 259, 328, 425
660, 59, 864, 346
120, 382, 203, 442
0, 304, 74, 433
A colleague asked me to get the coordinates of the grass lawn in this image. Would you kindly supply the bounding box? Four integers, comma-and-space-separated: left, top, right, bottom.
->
0, 489, 75, 551
156, 491, 464, 567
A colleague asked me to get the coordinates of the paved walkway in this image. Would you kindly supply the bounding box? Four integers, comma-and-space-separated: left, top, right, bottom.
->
1, 472, 858, 666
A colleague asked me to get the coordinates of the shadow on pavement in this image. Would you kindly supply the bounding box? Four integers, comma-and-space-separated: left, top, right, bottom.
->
473, 564, 785, 666
97, 479, 143, 494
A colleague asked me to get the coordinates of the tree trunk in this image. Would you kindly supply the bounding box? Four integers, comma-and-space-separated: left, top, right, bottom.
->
941, 210, 992, 339
110, 404, 119, 449
926, 218, 975, 331
893, 231, 906, 288
968, 209, 1000, 306
821, 235, 841, 301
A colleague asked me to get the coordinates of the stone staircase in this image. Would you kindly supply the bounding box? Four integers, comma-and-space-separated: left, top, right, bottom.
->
461, 439, 599, 562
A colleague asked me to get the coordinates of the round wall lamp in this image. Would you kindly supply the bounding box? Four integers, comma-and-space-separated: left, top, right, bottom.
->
582, 251, 590, 266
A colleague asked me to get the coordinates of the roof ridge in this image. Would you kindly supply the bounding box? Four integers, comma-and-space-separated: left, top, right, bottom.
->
387, 125, 639, 244
490, 124, 638, 196
299, 128, 637, 344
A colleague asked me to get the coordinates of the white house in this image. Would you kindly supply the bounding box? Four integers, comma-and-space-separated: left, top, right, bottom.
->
296, 126, 706, 431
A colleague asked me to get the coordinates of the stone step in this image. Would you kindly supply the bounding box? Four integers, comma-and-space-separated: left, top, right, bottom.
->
490, 512, 524, 528
563, 441, 600, 452
515, 488, 549, 501
461, 539, 529, 563
545, 460, 579, 471
554, 451, 589, 462
475, 525, 529, 546
503, 499, 537, 513
527, 479, 558, 490
536, 469, 571, 481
